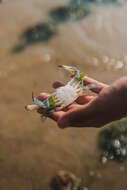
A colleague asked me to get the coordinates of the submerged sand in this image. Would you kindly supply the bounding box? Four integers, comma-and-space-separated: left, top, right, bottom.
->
0, 0, 127, 189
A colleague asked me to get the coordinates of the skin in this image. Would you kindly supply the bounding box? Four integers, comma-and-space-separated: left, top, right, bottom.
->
37, 76, 127, 129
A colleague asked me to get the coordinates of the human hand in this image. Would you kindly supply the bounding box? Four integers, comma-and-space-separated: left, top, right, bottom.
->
37, 76, 110, 128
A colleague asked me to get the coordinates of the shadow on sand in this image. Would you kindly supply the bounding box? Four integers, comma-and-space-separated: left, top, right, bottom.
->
12, 22, 57, 53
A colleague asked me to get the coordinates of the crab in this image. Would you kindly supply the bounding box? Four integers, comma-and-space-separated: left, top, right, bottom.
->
25, 65, 98, 120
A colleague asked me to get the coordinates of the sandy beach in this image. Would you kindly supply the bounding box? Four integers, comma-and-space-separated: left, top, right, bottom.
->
0, 0, 127, 189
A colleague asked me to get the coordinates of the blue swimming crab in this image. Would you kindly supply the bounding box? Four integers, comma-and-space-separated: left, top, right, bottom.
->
25, 65, 98, 120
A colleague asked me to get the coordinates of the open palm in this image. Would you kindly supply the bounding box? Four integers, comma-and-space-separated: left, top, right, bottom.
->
37, 77, 108, 128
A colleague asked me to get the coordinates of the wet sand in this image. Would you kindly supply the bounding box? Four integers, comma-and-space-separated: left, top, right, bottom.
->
0, 0, 127, 189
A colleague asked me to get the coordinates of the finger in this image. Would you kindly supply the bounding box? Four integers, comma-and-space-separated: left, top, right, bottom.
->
37, 93, 50, 101
49, 111, 65, 123
37, 93, 50, 114
52, 81, 65, 89
57, 107, 80, 128
84, 76, 109, 93
37, 92, 68, 122
57, 104, 93, 128
76, 94, 95, 104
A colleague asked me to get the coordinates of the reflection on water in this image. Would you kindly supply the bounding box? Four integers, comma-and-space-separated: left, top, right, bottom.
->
98, 120, 127, 163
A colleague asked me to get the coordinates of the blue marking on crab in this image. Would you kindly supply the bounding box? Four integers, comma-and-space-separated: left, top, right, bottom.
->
32, 92, 47, 108
87, 84, 98, 89
32, 92, 57, 119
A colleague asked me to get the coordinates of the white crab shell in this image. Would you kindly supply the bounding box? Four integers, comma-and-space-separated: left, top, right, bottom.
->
54, 80, 83, 109
25, 79, 83, 111
55, 85, 78, 107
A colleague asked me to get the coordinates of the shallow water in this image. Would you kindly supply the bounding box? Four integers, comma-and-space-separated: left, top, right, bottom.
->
0, 0, 127, 190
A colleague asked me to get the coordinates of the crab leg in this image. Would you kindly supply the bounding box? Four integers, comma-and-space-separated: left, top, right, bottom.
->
25, 104, 39, 111
25, 93, 47, 111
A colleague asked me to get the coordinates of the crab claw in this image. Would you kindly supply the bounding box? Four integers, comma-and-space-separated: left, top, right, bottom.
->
58, 65, 77, 75
25, 92, 40, 111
